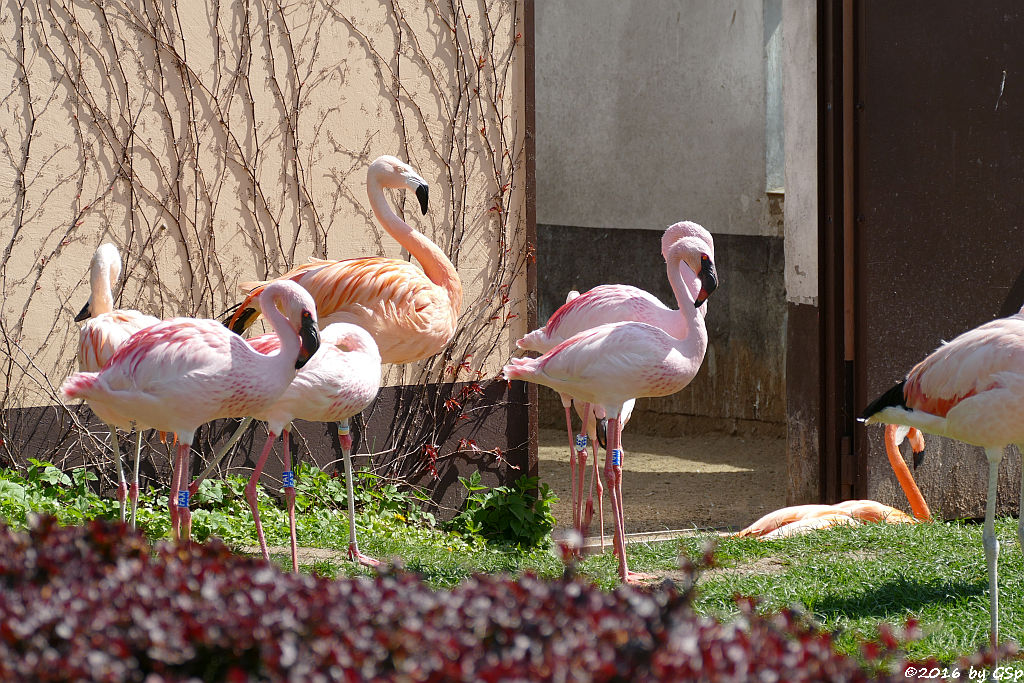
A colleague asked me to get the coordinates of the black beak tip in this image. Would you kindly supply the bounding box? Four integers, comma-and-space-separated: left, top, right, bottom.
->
415, 184, 429, 215
74, 301, 90, 322
913, 451, 926, 468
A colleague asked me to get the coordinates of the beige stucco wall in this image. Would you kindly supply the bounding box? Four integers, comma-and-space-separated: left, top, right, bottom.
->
0, 0, 528, 415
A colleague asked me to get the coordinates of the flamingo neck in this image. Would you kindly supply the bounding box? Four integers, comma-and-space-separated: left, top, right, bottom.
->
665, 253, 708, 355
89, 260, 117, 316
884, 424, 932, 520
258, 291, 299, 368
366, 181, 463, 315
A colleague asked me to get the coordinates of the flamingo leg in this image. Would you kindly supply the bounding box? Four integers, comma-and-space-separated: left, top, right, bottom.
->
576, 404, 591, 539
245, 433, 278, 564
584, 437, 605, 551
168, 441, 183, 542
563, 397, 579, 531
189, 416, 253, 496
1018, 443, 1024, 564
603, 416, 630, 581
339, 420, 380, 567
282, 426, 299, 573
129, 428, 142, 528
983, 446, 1003, 649
107, 424, 126, 523
176, 443, 193, 543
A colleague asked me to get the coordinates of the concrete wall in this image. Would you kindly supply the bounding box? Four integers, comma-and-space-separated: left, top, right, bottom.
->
534, 0, 787, 436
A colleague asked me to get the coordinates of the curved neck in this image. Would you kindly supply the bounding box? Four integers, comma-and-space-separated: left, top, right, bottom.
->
665, 252, 706, 348
884, 424, 932, 520
260, 295, 299, 367
367, 181, 463, 314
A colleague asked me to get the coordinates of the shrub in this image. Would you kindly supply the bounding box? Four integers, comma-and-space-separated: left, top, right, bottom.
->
0, 516, 979, 681
445, 471, 558, 547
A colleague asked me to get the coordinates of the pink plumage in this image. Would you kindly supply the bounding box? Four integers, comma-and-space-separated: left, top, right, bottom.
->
62, 279, 321, 543
862, 305, 1024, 647
504, 233, 715, 584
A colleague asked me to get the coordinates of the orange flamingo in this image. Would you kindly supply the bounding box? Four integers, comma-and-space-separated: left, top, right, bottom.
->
227, 155, 462, 365
74, 243, 159, 526
734, 424, 931, 539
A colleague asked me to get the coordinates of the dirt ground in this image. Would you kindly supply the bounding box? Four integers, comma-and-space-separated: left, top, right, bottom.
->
537, 427, 787, 537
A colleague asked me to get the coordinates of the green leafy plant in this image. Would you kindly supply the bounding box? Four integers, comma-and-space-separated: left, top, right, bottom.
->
445, 472, 558, 548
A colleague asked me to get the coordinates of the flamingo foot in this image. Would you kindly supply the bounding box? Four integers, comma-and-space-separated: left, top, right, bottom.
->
348, 543, 381, 568
625, 570, 660, 585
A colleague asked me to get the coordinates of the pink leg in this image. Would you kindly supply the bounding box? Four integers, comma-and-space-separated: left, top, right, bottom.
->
177, 443, 193, 543
575, 404, 592, 538
607, 419, 654, 584
339, 420, 380, 567
563, 397, 579, 531
583, 438, 605, 550
603, 419, 629, 581
245, 433, 278, 564
282, 428, 299, 573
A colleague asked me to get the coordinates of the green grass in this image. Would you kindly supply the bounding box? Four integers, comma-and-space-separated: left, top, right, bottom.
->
1, 461, 1021, 663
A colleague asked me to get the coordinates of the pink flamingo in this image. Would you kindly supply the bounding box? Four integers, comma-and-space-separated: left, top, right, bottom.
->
61, 280, 320, 542
74, 243, 159, 526
189, 323, 382, 571
517, 222, 716, 546
227, 155, 462, 365
735, 424, 931, 538
861, 305, 1024, 647
504, 238, 717, 584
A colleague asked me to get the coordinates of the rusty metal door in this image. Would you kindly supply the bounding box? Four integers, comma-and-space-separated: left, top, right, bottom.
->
827, 1, 1024, 517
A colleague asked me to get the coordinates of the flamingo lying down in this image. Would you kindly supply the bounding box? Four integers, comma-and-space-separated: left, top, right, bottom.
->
735, 424, 931, 539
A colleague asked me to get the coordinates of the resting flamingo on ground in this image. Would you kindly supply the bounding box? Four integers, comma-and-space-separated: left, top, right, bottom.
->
227, 155, 462, 365
61, 280, 320, 543
189, 323, 382, 571
861, 304, 1024, 648
517, 222, 716, 544
504, 236, 717, 584
735, 424, 931, 538
73, 243, 159, 527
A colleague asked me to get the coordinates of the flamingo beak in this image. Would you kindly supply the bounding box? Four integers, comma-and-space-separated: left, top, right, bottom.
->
296, 312, 320, 369
694, 255, 719, 308
415, 183, 429, 215
913, 450, 926, 468
74, 300, 91, 322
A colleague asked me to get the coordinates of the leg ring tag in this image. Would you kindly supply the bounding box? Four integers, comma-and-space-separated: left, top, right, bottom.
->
177, 490, 190, 509
282, 470, 295, 488
612, 449, 622, 467
575, 434, 588, 449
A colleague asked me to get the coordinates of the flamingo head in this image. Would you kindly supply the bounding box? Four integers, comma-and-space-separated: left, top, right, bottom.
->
76, 242, 123, 321
668, 236, 719, 308
662, 221, 714, 261
261, 281, 321, 369
368, 155, 430, 215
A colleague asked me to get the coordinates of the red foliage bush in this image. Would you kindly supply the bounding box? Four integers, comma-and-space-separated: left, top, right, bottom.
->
0, 517, 931, 681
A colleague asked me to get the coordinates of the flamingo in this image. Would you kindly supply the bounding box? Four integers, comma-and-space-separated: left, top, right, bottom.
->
503, 237, 717, 584
61, 280, 321, 543
518, 222, 716, 546
73, 243, 159, 526
861, 304, 1024, 648
735, 424, 931, 538
226, 155, 462, 365
188, 323, 382, 571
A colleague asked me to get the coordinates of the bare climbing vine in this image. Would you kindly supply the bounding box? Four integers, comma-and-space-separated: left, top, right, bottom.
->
0, 0, 530, 497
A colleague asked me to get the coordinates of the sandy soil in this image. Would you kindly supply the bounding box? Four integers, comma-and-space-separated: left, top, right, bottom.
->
537, 427, 787, 536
